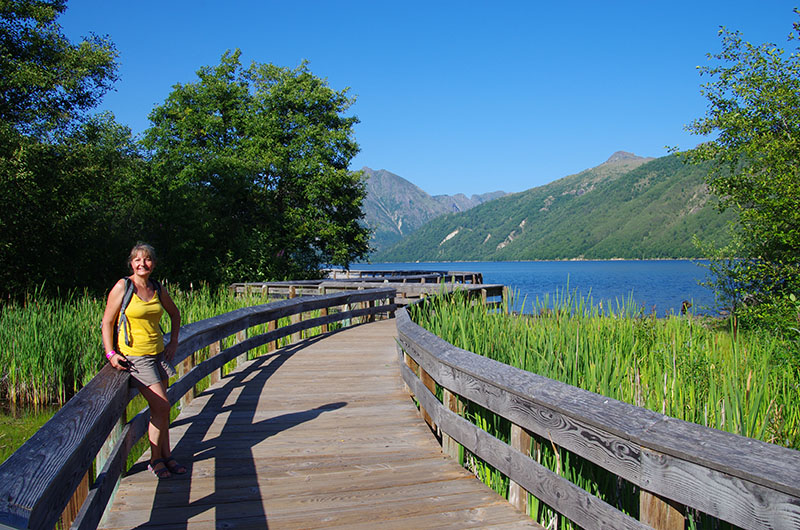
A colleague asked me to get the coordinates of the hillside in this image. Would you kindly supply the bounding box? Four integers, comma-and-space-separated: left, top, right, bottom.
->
373, 153, 734, 261
361, 167, 506, 252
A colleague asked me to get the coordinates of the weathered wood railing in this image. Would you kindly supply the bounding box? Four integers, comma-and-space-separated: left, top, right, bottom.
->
324, 268, 484, 284
397, 292, 800, 530
231, 274, 496, 307
0, 287, 396, 530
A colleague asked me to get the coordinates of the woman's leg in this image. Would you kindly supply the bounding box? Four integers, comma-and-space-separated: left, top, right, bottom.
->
140, 380, 172, 475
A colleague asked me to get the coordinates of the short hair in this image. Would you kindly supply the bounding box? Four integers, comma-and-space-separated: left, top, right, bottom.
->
127, 242, 157, 272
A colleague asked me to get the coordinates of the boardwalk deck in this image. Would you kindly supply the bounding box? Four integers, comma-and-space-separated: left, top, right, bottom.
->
99, 319, 541, 529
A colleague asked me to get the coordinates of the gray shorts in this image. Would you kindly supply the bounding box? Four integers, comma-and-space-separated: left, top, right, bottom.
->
126, 353, 177, 388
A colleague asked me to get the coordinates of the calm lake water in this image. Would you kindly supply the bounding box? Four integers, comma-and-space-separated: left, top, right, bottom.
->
354, 260, 716, 316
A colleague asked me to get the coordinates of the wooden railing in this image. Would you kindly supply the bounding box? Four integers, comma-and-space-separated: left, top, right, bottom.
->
231, 275, 497, 307
324, 268, 484, 284
0, 288, 396, 530
397, 292, 800, 530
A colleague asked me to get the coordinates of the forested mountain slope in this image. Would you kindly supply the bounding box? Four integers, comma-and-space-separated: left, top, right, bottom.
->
362, 167, 506, 252
373, 153, 733, 261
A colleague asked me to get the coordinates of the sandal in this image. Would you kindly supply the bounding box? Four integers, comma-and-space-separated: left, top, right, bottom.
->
164, 456, 187, 475
148, 458, 171, 479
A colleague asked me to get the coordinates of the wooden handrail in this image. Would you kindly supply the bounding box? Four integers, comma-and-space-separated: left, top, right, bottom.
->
0, 287, 396, 530
230, 277, 498, 307
396, 293, 800, 530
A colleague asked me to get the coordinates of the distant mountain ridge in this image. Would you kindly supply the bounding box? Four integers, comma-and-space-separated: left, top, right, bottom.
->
361, 167, 506, 252
372, 152, 734, 261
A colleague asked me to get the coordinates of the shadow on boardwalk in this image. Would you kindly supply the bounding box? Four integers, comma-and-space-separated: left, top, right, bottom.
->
101, 320, 539, 529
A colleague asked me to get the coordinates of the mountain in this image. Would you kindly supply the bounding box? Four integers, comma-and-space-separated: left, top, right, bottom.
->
361, 167, 506, 253
373, 152, 734, 261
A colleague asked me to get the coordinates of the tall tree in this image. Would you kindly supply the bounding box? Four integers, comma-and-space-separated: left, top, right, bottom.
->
0, 0, 117, 138
0, 0, 127, 297
683, 12, 800, 330
142, 50, 369, 285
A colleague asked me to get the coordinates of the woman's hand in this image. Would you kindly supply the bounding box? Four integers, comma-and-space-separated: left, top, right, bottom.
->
163, 340, 178, 362
108, 353, 130, 371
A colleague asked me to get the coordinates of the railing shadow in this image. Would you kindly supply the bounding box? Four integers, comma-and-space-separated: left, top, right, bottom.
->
128, 333, 346, 529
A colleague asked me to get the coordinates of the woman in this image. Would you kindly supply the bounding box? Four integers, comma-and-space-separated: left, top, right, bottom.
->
101, 243, 186, 479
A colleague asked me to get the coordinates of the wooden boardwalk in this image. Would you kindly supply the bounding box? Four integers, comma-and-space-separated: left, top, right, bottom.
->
99, 319, 540, 529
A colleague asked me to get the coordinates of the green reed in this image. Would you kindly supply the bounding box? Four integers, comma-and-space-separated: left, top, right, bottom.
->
409, 288, 800, 527
0, 283, 282, 406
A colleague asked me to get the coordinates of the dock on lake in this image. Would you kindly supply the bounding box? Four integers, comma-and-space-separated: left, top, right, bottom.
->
99, 319, 540, 529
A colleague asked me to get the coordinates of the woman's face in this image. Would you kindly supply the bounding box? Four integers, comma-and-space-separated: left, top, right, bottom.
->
130, 251, 155, 277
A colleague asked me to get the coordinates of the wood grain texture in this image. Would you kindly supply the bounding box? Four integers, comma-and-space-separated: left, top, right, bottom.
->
396, 306, 800, 530
0, 365, 130, 530
402, 361, 648, 530
99, 320, 541, 530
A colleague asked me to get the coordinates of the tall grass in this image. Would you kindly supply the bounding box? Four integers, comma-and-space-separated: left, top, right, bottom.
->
0, 283, 276, 407
409, 288, 800, 528
412, 288, 799, 448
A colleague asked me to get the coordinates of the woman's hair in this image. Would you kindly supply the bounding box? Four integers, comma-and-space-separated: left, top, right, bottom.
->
127, 242, 157, 272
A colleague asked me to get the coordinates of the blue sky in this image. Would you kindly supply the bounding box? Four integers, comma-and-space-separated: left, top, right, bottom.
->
60, 1, 795, 196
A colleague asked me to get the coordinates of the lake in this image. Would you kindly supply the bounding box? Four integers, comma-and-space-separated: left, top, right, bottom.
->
353, 260, 716, 316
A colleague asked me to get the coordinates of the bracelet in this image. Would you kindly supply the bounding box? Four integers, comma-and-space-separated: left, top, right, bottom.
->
105, 350, 117, 360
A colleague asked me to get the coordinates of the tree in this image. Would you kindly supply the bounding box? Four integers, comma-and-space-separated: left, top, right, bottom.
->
0, 0, 117, 138
141, 50, 369, 285
0, 0, 129, 297
683, 12, 800, 331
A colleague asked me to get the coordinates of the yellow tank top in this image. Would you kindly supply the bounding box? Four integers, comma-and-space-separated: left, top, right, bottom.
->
118, 292, 165, 357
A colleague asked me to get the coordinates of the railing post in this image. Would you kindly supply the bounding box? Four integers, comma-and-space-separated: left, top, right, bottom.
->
59, 471, 89, 529
442, 388, 463, 461
267, 319, 277, 352
289, 285, 302, 343
640, 489, 684, 529
320, 289, 329, 332
419, 366, 437, 433
235, 329, 247, 367
208, 340, 222, 386
92, 403, 126, 527
509, 423, 533, 514
180, 349, 196, 408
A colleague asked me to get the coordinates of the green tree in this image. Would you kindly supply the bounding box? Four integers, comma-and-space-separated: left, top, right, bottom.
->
0, 0, 129, 297
0, 0, 117, 138
141, 50, 369, 285
683, 12, 800, 331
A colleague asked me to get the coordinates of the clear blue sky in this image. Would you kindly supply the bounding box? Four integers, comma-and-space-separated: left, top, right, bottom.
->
60, 1, 795, 196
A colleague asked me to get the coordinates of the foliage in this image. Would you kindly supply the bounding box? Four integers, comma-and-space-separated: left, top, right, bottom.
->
0, 0, 117, 139
0, 0, 141, 297
375, 155, 734, 262
140, 50, 369, 285
0, 3, 371, 297
682, 13, 800, 332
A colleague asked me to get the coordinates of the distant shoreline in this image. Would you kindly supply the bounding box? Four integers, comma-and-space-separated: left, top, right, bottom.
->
356, 257, 710, 265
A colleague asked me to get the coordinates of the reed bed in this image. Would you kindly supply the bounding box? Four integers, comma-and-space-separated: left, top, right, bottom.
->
409, 288, 800, 528
0, 283, 300, 407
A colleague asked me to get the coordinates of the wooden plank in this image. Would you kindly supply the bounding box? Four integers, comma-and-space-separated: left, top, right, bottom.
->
100, 320, 538, 530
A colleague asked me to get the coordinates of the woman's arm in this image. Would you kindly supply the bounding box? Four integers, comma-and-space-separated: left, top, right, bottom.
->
101, 279, 127, 370
160, 286, 181, 362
